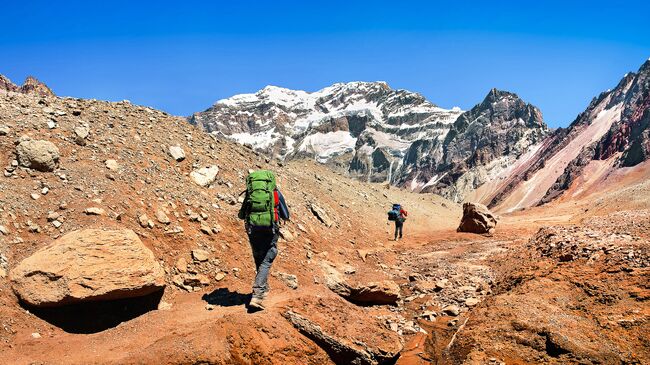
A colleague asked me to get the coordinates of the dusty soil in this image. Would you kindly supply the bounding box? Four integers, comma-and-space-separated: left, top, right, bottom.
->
0, 90, 648, 364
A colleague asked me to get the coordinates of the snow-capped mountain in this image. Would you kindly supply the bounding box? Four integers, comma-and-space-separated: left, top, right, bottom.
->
190, 82, 552, 202
189, 81, 463, 177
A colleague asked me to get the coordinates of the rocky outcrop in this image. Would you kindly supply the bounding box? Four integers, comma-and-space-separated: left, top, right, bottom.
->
284, 310, 400, 365
10, 229, 165, 307
457, 202, 497, 234
15, 137, 60, 172
0, 74, 54, 97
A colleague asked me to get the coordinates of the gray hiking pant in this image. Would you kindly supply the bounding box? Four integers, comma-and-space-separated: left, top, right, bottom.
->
248, 231, 279, 299
394, 221, 403, 239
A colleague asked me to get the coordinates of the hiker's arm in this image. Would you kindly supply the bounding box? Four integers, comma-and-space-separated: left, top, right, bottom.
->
277, 190, 290, 220
238, 194, 247, 220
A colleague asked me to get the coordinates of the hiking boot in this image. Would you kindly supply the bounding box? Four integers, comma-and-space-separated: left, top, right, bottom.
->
260, 285, 271, 299
249, 297, 265, 310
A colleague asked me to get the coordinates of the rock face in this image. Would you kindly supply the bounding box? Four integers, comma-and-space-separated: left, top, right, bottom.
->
457, 202, 497, 234
190, 165, 219, 187
190, 83, 548, 202
482, 59, 650, 212
0, 74, 54, 97
10, 229, 165, 307
15, 137, 60, 172
398, 89, 548, 201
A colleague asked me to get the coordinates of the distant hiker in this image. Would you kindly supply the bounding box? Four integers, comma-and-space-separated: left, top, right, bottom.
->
238, 170, 290, 310
387, 203, 408, 241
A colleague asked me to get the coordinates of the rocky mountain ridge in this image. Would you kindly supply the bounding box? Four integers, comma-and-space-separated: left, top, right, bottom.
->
0, 74, 54, 97
471, 58, 650, 212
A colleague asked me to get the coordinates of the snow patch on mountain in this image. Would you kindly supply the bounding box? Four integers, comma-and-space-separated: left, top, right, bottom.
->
299, 131, 357, 162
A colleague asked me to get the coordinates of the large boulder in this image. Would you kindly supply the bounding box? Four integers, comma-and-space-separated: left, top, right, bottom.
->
190, 165, 219, 187
322, 263, 401, 305
15, 137, 60, 172
10, 229, 165, 307
457, 202, 497, 234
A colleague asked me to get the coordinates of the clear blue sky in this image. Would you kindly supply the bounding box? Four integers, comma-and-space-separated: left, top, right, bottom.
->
1, 1, 648, 128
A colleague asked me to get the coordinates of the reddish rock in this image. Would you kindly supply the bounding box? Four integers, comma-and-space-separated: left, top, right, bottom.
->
10, 229, 165, 307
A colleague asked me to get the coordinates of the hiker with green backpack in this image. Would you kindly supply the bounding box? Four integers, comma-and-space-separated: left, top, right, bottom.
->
238, 170, 290, 310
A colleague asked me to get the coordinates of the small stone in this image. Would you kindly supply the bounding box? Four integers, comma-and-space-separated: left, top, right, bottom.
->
31, 332, 41, 339
442, 305, 460, 316
84, 207, 105, 216
175, 257, 188, 272
0, 125, 9, 136
74, 125, 90, 145
41, 187, 49, 195
205, 304, 216, 310
155, 209, 170, 225
215, 272, 226, 281
51, 220, 62, 228
279, 272, 299, 289
192, 249, 210, 262
47, 212, 60, 221
0, 225, 8, 235
168, 146, 186, 162
200, 224, 212, 235
105, 159, 120, 171
465, 298, 480, 307
30, 193, 40, 200
435, 279, 449, 291
138, 214, 152, 228
211, 225, 222, 234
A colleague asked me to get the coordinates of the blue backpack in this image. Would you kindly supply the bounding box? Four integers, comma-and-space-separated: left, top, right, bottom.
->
387, 204, 401, 221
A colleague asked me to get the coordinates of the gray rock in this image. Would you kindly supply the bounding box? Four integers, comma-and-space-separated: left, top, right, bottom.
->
15, 137, 60, 172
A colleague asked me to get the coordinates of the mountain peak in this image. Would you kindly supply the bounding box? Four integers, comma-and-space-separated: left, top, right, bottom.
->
0, 74, 54, 97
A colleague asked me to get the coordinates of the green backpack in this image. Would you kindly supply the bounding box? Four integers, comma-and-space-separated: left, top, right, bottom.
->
239, 170, 277, 228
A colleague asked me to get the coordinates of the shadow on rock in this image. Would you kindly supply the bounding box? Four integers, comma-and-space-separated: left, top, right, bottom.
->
202, 288, 251, 307
23, 289, 164, 334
